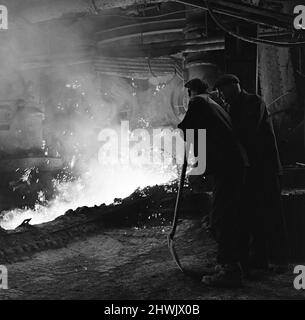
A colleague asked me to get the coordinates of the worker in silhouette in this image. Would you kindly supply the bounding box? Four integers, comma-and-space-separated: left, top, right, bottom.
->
178, 78, 249, 287
214, 74, 288, 273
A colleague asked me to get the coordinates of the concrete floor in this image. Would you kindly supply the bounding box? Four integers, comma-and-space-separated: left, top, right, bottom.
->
0, 219, 304, 300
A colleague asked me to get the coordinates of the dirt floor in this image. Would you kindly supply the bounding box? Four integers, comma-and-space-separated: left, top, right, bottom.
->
0, 219, 304, 300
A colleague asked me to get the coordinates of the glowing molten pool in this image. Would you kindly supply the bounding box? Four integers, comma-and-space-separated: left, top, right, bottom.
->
0, 160, 176, 230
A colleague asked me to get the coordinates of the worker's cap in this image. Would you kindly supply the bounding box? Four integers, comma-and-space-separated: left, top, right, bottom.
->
214, 74, 240, 89
184, 78, 209, 93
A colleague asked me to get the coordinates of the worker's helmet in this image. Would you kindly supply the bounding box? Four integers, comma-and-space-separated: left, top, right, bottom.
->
184, 78, 209, 94
214, 74, 240, 90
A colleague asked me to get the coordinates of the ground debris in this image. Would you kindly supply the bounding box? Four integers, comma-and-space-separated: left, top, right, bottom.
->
0, 184, 212, 263
0, 219, 303, 300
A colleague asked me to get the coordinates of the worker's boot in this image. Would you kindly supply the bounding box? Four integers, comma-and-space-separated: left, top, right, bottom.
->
201, 263, 243, 288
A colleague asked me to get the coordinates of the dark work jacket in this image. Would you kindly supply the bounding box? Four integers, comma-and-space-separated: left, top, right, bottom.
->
178, 94, 248, 176
228, 90, 282, 175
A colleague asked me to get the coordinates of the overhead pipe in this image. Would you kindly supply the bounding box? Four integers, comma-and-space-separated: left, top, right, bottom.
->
95, 18, 186, 44
174, 0, 293, 29
98, 38, 225, 57
98, 36, 225, 48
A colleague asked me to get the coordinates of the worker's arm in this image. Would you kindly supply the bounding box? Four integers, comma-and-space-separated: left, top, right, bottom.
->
178, 102, 195, 160
178, 97, 208, 166
177, 99, 199, 163
178, 100, 197, 132
177, 97, 207, 130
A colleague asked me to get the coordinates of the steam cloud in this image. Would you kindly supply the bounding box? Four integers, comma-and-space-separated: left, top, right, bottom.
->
0, 9, 184, 229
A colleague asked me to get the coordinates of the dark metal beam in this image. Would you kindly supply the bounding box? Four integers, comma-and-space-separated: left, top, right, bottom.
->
175, 0, 293, 29
98, 37, 225, 57
95, 18, 186, 44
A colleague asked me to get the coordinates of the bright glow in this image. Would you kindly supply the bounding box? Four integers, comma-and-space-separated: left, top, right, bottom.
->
0, 159, 176, 230
0, 74, 183, 230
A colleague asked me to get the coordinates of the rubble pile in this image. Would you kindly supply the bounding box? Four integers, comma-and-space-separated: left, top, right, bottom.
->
0, 183, 212, 264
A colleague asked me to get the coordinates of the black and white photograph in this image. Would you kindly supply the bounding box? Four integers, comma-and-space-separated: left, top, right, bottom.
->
0, 0, 305, 304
